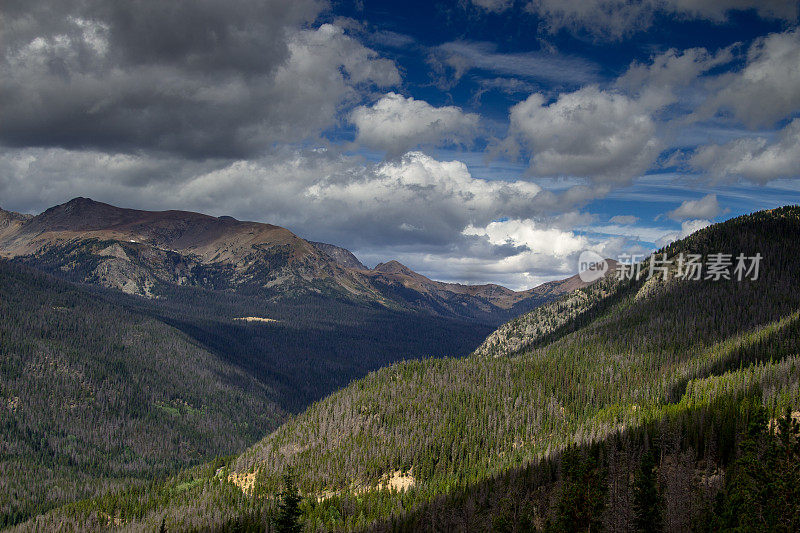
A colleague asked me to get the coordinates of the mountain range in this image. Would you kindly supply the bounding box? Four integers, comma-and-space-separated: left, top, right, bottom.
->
0, 197, 594, 325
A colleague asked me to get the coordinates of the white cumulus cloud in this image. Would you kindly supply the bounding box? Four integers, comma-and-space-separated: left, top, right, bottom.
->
460, 217, 639, 288
667, 194, 722, 220
690, 119, 800, 182
349, 93, 479, 155
700, 28, 800, 129
464, 218, 588, 257
508, 86, 663, 183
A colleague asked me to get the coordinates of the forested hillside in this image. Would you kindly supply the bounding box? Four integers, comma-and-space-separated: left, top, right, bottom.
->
16, 206, 800, 531
111, 282, 495, 412
0, 262, 284, 527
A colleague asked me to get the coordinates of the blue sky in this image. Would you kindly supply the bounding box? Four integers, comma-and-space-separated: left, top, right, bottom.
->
1, 0, 799, 289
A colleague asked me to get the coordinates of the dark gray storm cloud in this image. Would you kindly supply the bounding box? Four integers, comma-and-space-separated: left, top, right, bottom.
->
0, 0, 397, 158
3, 0, 322, 72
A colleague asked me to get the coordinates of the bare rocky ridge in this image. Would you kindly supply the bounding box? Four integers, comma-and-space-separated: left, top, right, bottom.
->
473, 263, 621, 357
309, 241, 368, 270
0, 208, 32, 243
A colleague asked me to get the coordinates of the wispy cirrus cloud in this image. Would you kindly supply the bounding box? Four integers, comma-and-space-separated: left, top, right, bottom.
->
429, 41, 602, 88
608, 215, 639, 225
469, 0, 798, 40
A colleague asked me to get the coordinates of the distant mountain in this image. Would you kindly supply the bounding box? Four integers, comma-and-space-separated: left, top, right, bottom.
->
32, 206, 800, 531
364, 258, 615, 321
0, 199, 550, 463
0, 197, 596, 325
0, 197, 376, 301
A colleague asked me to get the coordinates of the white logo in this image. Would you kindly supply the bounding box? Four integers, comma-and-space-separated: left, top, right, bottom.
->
578, 250, 608, 282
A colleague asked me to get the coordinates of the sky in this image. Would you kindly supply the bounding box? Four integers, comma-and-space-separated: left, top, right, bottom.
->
1, 0, 799, 290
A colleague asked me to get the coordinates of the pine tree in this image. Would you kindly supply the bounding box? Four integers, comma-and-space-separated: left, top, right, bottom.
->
719, 402, 769, 529
769, 407, 800, 531
552, 447, 605, 532
275, 473, 302, 533
633, 449, 661, 532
